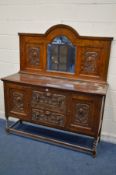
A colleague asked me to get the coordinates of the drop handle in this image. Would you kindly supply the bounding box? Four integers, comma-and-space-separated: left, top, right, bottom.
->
46, 92, 51, 97
45, 88, 49, 92
68, 110, 71, 114
45, 111, 51, 115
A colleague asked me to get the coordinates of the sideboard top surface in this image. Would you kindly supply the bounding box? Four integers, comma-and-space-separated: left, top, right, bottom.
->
1, 73, 108, 95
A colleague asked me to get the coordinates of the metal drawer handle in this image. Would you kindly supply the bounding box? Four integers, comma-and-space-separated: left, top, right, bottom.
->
45, 111, 51, 115
46, 92, 51, 97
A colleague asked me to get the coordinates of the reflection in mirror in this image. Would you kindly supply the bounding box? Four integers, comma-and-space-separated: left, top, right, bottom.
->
47, 36, 76, 73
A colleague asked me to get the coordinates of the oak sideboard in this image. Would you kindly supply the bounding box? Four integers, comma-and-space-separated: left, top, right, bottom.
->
1, 24, 113, 157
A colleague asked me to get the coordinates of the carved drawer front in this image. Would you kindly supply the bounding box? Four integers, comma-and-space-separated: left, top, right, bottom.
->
31, 108, 65, 127
6, 83, 30, 119
31, 88, 67, 113
68, 93, 102, 136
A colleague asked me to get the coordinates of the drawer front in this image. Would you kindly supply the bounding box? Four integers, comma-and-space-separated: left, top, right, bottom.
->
31, 87, 68, 128
31, 88, 67, 114
31, 108, 65, 127
5, 83, 31, 119
68, 93, 103, 136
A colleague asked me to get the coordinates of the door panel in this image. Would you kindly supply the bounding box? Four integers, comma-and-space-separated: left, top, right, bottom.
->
5, 83, 31, 120
68, 93, 103, 136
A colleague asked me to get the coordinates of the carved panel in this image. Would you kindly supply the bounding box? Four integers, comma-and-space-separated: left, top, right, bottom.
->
75, 103, 90, 125
81, 51, 99, 74
31, 91, 66, 112
11, 91, 24, 112
32, 109, 65, 126
28, 47, 40, 66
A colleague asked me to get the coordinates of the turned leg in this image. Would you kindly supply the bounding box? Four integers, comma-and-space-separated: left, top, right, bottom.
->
19, 120, 23, 124
92, 150, 97, 158
98, 128, 102, 143
5, 117, 10, 133
98, 136, 101, 143
92, 139, 98, 158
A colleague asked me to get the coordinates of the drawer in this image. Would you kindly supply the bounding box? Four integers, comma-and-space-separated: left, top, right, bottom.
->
31, 87, 67, 114
31, 108, 65, 128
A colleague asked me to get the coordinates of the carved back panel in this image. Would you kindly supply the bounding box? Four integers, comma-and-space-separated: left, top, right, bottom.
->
19, 24, 112, 82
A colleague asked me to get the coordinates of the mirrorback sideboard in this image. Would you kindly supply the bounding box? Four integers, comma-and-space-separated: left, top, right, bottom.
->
1, 24, 113, 157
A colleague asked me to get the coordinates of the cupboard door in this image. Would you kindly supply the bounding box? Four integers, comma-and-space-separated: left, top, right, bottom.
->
68, 93, 103, 136
5, 83, 31, 120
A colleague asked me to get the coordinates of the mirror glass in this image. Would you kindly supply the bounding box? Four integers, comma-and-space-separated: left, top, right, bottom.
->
47, 36, 76, 73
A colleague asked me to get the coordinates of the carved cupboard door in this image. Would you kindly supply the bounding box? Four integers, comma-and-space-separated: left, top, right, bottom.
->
5, 83, 31, 120
68, 93, 103, 137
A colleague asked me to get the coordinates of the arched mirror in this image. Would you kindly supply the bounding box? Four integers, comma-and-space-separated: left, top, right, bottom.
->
47, 36, 76, 73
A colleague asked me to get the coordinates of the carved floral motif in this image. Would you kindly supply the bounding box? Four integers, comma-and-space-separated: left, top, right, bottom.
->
32, 109, 65, 126
81, 51, 99, 73
75, 103, 90, 125
31, 91, 66, 112
12, 91, 24, 112
28, 47, 40, 66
